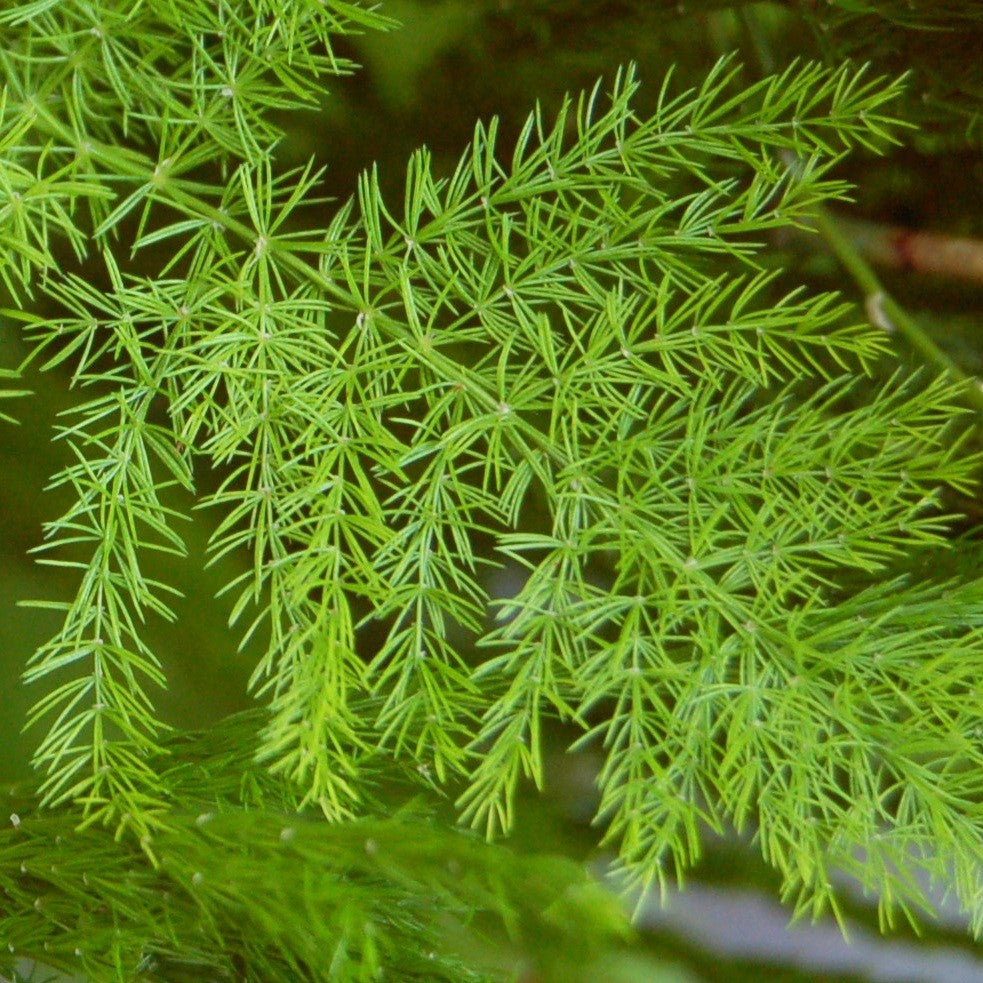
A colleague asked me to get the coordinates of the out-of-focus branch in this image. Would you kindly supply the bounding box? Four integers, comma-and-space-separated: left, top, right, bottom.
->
740, 6, 983, 416
806, 213, 983, 286
808, 206, 983, 413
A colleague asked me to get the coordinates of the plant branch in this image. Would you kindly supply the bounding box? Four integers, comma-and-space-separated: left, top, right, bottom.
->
809, 205, 983, 412
812, 212, 983, 286
739, 6, 983, 416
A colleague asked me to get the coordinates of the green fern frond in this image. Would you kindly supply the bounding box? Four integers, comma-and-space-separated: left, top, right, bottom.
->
0, 714, 630, 982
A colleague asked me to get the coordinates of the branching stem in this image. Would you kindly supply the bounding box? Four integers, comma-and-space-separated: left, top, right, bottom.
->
740, 6, 983, 416
810, 205, 983, 412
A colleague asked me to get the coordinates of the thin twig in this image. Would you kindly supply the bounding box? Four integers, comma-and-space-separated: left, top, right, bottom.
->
739, 6, 983, 416
810, 205, 983, 412
820, 214, 983, 286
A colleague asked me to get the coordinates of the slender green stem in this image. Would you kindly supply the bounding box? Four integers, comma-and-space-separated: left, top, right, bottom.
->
739, 6, 776, 74
817, 212, 983, 285
811, 206, 983, 412
740, 7, 983, 416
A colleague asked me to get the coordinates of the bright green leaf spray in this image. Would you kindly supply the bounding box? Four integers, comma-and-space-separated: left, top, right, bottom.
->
1, 1, 981, 979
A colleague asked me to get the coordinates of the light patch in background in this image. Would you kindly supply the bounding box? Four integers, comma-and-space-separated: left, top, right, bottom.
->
641, 883, 983, 983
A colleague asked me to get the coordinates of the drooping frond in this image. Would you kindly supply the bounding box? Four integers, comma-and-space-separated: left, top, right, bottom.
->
0, 712, 630, 982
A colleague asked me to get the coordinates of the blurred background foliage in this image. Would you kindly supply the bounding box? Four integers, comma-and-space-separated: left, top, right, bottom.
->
3, 1, 983, 980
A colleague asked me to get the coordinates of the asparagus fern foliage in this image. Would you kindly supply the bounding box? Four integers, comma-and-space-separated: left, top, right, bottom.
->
1, 0, 982, 978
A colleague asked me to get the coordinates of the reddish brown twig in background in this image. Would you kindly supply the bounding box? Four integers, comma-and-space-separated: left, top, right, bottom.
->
820, 213, 983, 286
